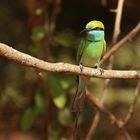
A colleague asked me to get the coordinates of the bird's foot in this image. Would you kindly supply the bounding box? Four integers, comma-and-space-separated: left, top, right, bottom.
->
93, 63, 104, 75
79, 64, 83, 72
98, 67, 104, 75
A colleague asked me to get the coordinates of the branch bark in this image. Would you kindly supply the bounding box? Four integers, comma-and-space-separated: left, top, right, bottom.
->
0, 43, 139, 79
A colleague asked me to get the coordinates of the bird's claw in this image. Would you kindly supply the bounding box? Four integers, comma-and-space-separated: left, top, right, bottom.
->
79, 64, 83, 72
93, 63, 99, 69
98, 67, 104, 75
93, 63, 104, 75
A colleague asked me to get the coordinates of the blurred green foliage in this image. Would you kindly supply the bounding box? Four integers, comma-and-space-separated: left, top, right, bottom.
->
48, 74, 67, 109
31, 26, 46, 42
20, 90, 45, 131
0, 0, 140, 139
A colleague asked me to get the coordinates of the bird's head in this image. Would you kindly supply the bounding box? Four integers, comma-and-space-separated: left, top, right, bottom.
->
80, 20, 105, 40
80, 20, 104, 34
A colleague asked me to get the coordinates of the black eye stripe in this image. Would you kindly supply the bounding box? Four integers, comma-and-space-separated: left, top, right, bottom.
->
91, 27, 104, 31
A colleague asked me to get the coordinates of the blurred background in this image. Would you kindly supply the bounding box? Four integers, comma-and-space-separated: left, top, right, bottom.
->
0, 0, 140, 140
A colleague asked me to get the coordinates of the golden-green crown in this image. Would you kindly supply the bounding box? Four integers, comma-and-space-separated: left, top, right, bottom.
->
86, 20, 105, 30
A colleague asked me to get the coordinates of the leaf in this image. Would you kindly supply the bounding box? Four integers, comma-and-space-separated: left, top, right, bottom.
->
20, 107, 34, 131
48, 74, 66, 109
20, 103, 42, 131
34, 90, 45, 109
58, 108, 72, 126
31, 26, 45, 41
29, 45, 42, 55
53, 94, 66, 109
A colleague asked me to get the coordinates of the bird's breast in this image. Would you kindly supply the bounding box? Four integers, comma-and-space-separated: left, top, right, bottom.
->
80, 41, 104, 67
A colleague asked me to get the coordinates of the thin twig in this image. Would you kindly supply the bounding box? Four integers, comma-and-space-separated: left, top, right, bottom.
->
0, 43, 139, 79
85, 79, 110, 140
49, 0, 61, 35
121, 80, 140, 127
85, 112, 100, 140
121, 127, 133, 140
99, 22, 140, 66
86, 93, 132, 140
86, 93, 122, 127
112, 0, 124, 44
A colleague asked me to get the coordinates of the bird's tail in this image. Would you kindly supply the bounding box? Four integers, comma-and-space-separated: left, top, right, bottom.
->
71, 76, 88, 112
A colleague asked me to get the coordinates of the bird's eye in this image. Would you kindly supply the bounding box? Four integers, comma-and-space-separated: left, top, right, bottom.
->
92, 27, 104, 31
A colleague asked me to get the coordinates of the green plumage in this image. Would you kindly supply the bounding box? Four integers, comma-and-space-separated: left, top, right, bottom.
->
78, 37, 106, 67
71, 20, 106, 112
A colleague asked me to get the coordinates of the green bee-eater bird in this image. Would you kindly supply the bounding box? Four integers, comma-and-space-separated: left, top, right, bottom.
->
71, 20, 106, 112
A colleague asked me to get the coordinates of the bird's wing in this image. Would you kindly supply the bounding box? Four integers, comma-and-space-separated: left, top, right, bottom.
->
76, 39, 86, 64
101, 40, 106, 58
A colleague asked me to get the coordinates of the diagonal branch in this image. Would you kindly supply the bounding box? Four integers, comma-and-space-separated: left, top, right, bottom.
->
86, 93, 133, 140
86, 93, 117, 124
0, 43, 140, 79
99, 22, 140, 65
121, 80, 140, 127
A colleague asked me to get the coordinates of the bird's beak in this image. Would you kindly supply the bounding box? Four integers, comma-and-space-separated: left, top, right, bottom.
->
80, 28, 89, 34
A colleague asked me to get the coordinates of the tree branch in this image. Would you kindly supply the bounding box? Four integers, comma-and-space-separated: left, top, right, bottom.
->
121, 80, 140, 127
0, 43, 139, 79
99, 22, 140, 65
86, 93, 133, 140
112, 0, 124, 44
